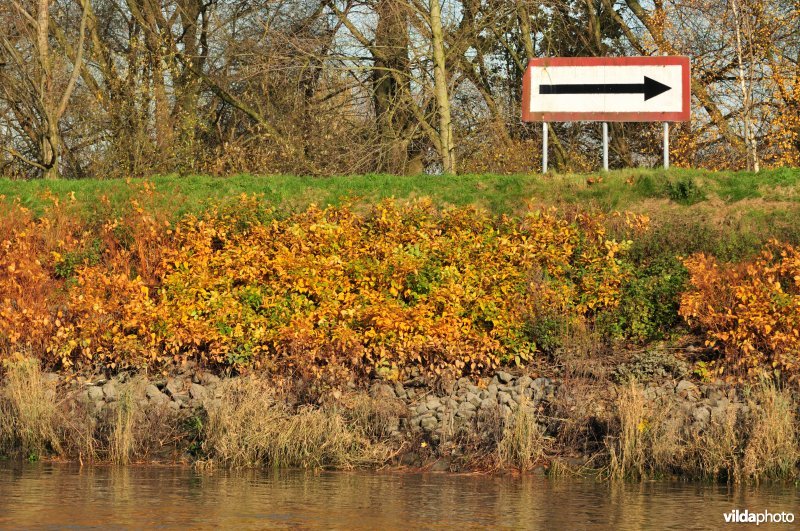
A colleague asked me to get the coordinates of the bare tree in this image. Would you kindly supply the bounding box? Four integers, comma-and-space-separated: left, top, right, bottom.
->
1, 0, 88, 178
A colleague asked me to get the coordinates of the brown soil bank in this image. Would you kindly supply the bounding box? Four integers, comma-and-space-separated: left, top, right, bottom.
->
1, 354, 798, 484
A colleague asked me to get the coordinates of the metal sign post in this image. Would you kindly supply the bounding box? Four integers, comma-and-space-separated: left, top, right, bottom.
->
542, 122, 548, 173
602, 122, 609, 171
663, 122, 670, 169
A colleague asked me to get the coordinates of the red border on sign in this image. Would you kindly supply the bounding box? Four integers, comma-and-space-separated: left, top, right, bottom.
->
521, 56, 691, 122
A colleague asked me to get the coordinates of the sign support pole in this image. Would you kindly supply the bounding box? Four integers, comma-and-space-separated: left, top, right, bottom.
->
663, 122, 669, 169
602, 122, 609, 171
542, 122, 548, 173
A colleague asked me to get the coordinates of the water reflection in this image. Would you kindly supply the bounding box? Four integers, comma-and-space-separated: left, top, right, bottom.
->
0, 463, 797, 529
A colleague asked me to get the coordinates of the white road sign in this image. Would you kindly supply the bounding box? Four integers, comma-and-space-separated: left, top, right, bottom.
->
522, 56, 691, 122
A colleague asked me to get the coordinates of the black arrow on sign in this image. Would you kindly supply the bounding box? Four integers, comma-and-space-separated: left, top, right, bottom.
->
539, 76, 671, 101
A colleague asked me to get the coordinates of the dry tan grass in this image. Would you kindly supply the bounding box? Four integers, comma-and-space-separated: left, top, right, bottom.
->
496, 398, 546, 471
0, 356, 61, 457
201, 377, 393, 468
606, 379, 799, 483
743, 384, 799, 481
108, 379, 146, 465
337, 391, 405, 440
686, 406, 742, 481
607, 381, 647, 480
606, 380, 681, 480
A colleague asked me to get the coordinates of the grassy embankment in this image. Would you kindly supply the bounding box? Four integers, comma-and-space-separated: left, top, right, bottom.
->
3, 167, 800, 218
4, 167, 800, 260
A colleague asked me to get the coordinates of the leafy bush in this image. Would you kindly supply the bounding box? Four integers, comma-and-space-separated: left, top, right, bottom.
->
664, 175, 705, 205
2, 195, 639, 379
680, 241, 800, 381
602, 257, 689, 342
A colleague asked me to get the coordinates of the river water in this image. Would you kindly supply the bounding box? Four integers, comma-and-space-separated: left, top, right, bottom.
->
0, 462, 797, 529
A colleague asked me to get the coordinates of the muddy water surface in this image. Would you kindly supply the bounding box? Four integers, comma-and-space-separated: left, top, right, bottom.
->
0, 463, 798, 529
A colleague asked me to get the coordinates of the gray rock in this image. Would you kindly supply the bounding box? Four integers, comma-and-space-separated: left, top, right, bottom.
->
42, 372, 60, 386
517, 375, 533, 389
692, 406, 710, 424
439, 379, 456, 396
393, 382, 407, 399
145, 384, 161, 399
168, 401, 181, 411
44, 387, 57, 401
459, 401, 477, 412
486, 384, 498, 397
710, 406, 728, 422
87, 385, 104, 401
708, 388, 724, 401
172, 393, 189, 405
199, 373, 220, 386
532, 378, 548, 393
523, 388, 535, 400
426, 396, 442, 410
456, 408, 475, 420
370, 382, 396, 399
420, 416, 438, 431
496, 371, 513, 384
498, 391, 512, 405
415, 403, 429, 415
165, 377, 186, 398
102, 381, 117, 401
676, 380, 698, 395
189, 383, 207, 400
480, 398, 495, 410
466, 392, 481, 408
146, 384, 168, 405
431, 458, 451, 472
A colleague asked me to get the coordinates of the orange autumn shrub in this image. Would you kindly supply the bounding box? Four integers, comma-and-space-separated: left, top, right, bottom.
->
140, 198, 632, 379
680, 242, 800, 381
2, 193, 638, 378
1, 184, 172, 368
0, 202, 56, 355
48, 267, 159, 370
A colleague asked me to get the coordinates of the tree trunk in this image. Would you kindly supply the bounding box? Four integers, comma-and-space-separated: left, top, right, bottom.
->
37, 0, 58, 179
730, 0, 759, 172
430, 0, 455, 174
373, 0, 413, 173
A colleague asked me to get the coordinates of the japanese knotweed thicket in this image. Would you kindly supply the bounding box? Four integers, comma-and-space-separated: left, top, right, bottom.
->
680, 242, 800, 381
1, 192, 643, 379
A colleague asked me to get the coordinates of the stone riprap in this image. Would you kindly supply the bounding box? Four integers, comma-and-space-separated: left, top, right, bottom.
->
49, 367, 755, 462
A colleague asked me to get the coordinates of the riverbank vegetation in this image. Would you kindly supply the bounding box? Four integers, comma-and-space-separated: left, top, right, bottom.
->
3, 170, 800, 380
1, 169, 800, 481
2, 354, 799, 484
606, 381, 799, 482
